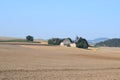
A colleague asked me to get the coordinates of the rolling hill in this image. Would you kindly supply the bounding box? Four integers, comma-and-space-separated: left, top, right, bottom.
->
95, 38, 120, 47
88, 38, 109, 45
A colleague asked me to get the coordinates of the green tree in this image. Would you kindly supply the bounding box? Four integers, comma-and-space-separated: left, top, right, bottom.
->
48, 38, 62, 45
76, 37, 89, 49
26, 35, 34, 42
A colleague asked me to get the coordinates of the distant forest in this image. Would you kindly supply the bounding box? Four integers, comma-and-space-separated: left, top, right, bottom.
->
95, 38, 120, 47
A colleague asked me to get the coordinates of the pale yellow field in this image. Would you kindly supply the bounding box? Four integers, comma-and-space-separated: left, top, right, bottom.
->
0, 44, 120, 80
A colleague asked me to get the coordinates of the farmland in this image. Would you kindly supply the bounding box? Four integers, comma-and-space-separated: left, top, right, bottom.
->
0, 44, 120, 80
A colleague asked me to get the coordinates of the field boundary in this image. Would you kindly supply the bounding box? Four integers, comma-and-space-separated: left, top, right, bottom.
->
0, 67, 120, 73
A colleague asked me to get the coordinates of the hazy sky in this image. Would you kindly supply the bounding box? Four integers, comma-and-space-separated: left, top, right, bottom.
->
0, 0, 120, 40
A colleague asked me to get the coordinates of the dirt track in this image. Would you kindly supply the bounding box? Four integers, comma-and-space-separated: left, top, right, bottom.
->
0, 44, 120, 80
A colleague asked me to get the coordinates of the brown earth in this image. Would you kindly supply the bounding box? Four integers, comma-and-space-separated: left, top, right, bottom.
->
0, 44, 120, 80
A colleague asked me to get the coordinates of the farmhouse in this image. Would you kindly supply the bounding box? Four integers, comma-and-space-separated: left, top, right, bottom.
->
60, 38, 76, 47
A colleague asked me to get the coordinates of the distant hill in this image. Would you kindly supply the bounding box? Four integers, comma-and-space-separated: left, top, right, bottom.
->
0, 36, 21, 40
88, 38, 109, 45
95, 38, 120, 47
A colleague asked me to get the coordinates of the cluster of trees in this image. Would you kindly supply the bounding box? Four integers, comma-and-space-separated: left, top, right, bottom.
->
95, 38, 120, 47
48, 38, 63, 45
48, 36, 89, 49
76, 37, 89, 49
25, 35, 89, 49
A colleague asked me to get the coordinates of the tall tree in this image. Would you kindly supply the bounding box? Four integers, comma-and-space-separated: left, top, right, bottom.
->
76, 37, 89, 49
26, 35, 34, 41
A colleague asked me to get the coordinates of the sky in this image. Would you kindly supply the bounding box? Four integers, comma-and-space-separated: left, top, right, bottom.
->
0, 0, 120, 40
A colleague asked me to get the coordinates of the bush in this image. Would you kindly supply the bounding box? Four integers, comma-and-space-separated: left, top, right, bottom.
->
26, 35, 34, 41
48, 38, 62, 45
76, 37, 89, 49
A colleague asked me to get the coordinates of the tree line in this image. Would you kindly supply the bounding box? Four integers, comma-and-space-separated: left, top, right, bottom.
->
95, 38, 120, 47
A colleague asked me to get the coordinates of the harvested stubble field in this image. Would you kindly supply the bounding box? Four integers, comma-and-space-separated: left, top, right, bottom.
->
0, 43, 120, 80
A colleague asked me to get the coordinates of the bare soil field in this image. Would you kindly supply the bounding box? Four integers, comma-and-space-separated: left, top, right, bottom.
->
0, 44, 120, 80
